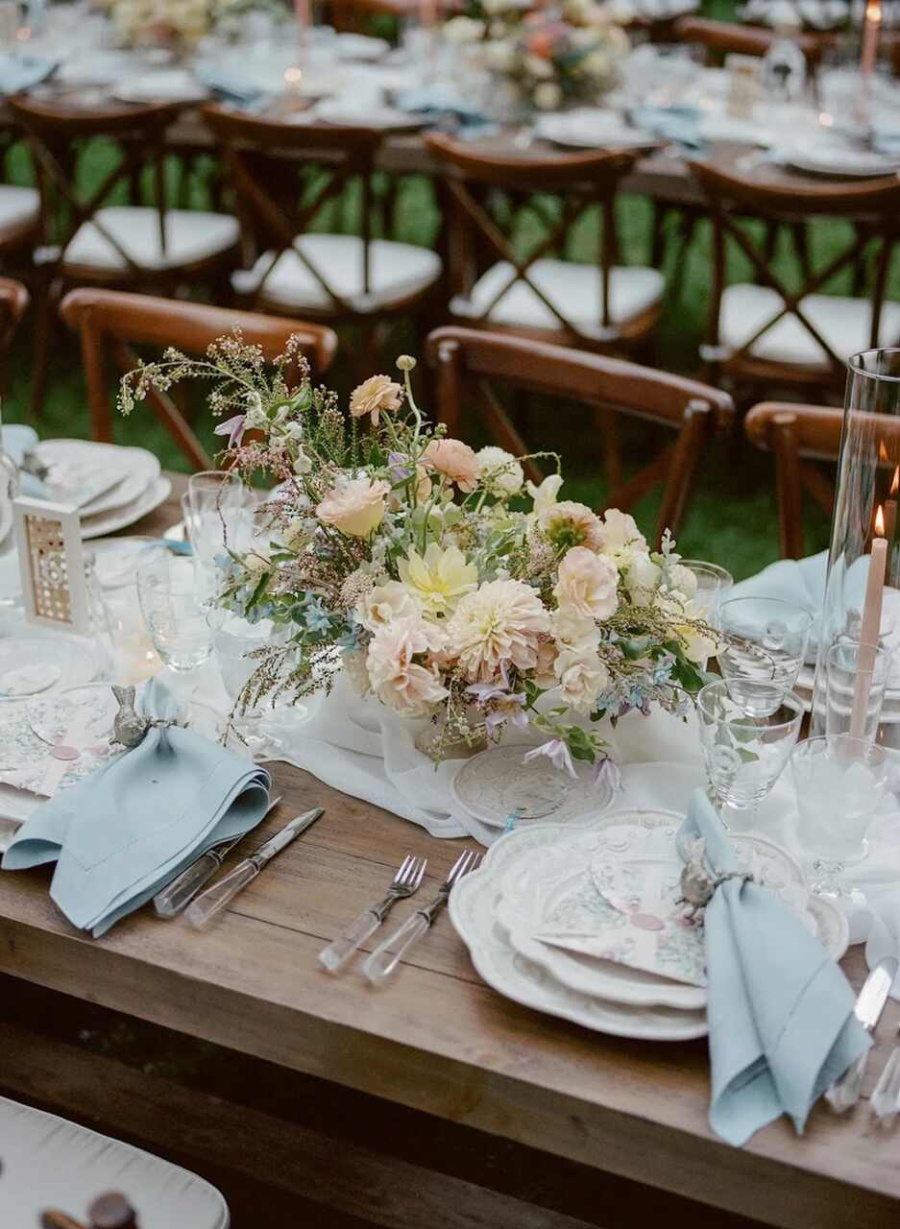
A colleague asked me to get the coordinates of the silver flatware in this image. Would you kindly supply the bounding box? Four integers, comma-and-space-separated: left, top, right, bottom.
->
186, 806, 324, 929
825, 955, 897, 1113
318, 854, 427, 974
153, 794, 283, 918
362, 849, 481, 985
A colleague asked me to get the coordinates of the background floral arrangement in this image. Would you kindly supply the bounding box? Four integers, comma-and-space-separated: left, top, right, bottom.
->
96, 0, 285, 50
121, 335, 716, 776
445, 0, 628, 111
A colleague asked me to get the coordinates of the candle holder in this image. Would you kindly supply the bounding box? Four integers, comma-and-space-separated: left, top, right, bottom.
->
812, 349, 900, 747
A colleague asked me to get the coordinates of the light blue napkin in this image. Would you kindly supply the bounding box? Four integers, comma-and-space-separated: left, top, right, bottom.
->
679, 789, 870, 1146
2, 423, 48, 499
192, 64, 264, 106
730, 551, 826, 662
2, 680, 270, 936
631, 106, 703, 151
0, 52, 58, 95
394, 87, 489, 131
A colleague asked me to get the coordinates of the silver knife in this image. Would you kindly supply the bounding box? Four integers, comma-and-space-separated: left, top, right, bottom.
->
153, 794, 283, 919
186, 806, 324, 929
825, 955, 898, 1113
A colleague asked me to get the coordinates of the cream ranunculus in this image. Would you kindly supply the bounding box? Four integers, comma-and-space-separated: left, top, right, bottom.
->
476, 446, 524, 498
397, 543, 478, 616
554, 647, 610, 715
317, 476, 389, 538
540, 501, 605, 552
357, 580, 422, 632
366, 616, 448, 717
554, 546, 619, 620
349, 374, 403, 426
446, 577, 551, 682
624, 551, 662, 606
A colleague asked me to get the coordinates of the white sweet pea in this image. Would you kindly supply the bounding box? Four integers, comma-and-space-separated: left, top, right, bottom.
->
527, 472, 564, 517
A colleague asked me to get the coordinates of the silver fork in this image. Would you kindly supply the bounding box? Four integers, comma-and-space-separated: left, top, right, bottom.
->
318, 854, 427, 974
362, 849, 481, 985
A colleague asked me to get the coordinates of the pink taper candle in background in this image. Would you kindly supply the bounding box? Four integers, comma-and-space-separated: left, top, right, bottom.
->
420, 0, 438, 28
860, 0, 882, 119
294, 0, 311, 42
849, 504, 888, 739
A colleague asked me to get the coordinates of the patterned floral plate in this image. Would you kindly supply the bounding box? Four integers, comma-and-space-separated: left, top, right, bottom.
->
450, 745, 613, 828
449, 808, 848, 1039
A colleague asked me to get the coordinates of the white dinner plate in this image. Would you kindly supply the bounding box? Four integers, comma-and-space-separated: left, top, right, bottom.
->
536, 108, 651, 149
34, 439, 161, 517
112, 72, 209, 104
451, 744, 613, 828
334, 34, 390, 62
80, 476, 172, 540
781, 141, 900, 178
316, 100, 425, 129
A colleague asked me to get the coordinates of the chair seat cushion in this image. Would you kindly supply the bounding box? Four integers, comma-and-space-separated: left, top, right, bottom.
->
61, 207, 240, 272
720, 283, 900, 367
450, 259, 664, 339
0, 184, 39, 233
233, 233, 442, 313
0, 1095, 228, 1228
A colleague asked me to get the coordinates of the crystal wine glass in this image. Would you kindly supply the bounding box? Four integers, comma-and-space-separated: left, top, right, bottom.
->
718, 596, 813, 717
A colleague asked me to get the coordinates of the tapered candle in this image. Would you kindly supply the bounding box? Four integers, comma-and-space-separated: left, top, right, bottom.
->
420, 0, 438, 28
849, 504, 888, 739
294, 0, 310, 44
861, 0, 882, 79
885, 465, 899, 543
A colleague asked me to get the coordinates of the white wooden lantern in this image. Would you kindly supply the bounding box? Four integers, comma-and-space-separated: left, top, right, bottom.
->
13, 497, 90, 634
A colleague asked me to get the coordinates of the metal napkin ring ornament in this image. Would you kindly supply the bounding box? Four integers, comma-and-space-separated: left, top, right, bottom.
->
677, 846, 755, 921
110, 685, 184, 749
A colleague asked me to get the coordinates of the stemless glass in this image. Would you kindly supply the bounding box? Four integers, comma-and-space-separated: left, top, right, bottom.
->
678, 560, 734, 627
185, 470, 253, 604
136, 548, 213, 675
697, 680, 804, 826
718, 596, 813, 716
791, 735, 890, 896
825, 640, 893, 741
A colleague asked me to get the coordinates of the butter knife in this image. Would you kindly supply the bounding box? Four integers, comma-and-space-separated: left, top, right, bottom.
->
825, 955, 898, 1113
153, 794, 283, 918
186, 807, 324, 929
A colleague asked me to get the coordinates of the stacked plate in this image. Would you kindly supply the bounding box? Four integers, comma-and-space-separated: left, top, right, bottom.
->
29, 439, 171, 539
449, 807, 848, 1041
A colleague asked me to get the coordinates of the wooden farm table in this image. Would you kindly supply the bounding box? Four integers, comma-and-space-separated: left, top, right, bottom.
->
1, 474, 899, 1229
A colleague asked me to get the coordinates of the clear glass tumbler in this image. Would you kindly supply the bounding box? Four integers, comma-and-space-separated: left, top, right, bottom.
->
185, 470, 253, 605
718, 596, 813, 716
825, 640, 893, 741
136, 547, 213, 675
697, 680, 804, 825
791, 735, 890, 896
678, 560, 734, 627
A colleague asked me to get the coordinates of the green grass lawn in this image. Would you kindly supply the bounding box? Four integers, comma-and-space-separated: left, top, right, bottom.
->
3, 13, 879, 580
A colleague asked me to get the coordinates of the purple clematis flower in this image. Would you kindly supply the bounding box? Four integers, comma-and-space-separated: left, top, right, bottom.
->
214, 413, 247, 448
388, 450, 414, 483
592, 755, 622, 793
485, 693, 528, 735
523, 739, 577, 779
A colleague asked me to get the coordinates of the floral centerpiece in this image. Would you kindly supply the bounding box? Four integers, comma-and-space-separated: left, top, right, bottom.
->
120, 335, 716, 777
95, 0, 285, 52
445, 0, 629, 112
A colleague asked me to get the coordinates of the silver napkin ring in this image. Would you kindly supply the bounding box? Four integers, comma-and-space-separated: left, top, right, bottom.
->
110, 685, 185, 749
677, 857, 755, 921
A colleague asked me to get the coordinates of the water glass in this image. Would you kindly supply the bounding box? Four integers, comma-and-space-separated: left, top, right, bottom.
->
98, 585, 162, 684
678, 560, 734, 627
136, 548, 213, 674
697, 680, 804, 822
185, 470, 254, 604
718, 597, 813, 716
209, 611, 274, 706
791, 735, 890, 896
825, 640, 893, 742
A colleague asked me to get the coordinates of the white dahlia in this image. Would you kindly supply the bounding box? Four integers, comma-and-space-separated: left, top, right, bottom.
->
446, 578, 551, 682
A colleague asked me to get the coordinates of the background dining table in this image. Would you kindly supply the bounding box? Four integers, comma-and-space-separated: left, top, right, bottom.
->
0, 472, 898, 1229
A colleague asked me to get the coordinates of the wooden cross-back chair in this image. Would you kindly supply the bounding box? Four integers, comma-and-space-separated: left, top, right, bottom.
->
427, 326, 735, 544
7, 95, 242, 415
672, 16, 834, 67
202, 104, 443, 372
60, 288, 338, 470
425, 133, 664, 354
0, 275, 28, 360
689, 161, 900, 403
42, 1191, 139, 1229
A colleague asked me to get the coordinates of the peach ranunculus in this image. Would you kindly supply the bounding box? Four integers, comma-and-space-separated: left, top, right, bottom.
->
317, 476, 389, 538
446, 577, 551, 682
554, 546, 619, 621
540, 501, 605, 553
422, 438, 480, 494
366, 616, 448, 717
349, 375, 403, 426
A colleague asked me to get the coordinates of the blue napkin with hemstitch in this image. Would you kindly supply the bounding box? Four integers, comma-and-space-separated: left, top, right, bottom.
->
679, 790, 870, 1146
2, 679, 270, 936
2, 423, 49, 499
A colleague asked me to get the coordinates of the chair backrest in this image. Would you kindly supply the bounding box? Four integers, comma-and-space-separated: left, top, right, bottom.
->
0, 276, 29, 361
202, 104, 387, 314
60, 288, 339, 470
426, 325, 734, 544
745, 400, 847, 557
672, 16, 832, 65
425, 133, 651, 346
7, 96, 184, 275
690, 160, 900, 381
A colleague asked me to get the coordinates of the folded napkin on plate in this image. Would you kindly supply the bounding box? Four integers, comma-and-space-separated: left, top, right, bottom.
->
192, 64, 265, 105
2, 423, 48, 499
630, 107, 703, 150
731, 551, 825, 662
2, 679, 271, 936
679, 789, 870, 1146
0, 52, 58, 95
394, 87, 489, 131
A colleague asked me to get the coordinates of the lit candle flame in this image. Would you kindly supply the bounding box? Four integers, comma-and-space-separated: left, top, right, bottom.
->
876, 505, 886, 536
880, 440, 889, 462
284, 66, 303, 93
891, 467, 899, 496
867, 0, 883, 24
